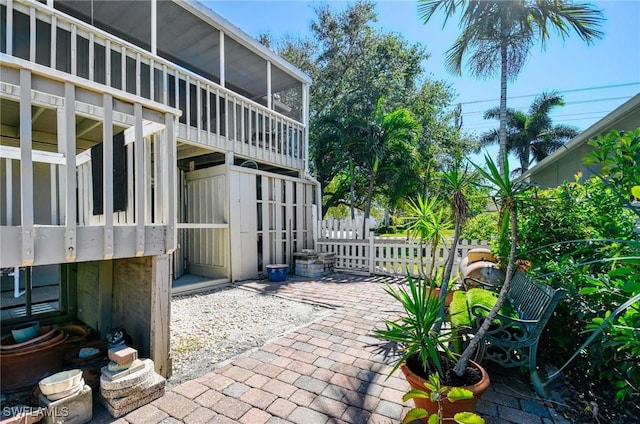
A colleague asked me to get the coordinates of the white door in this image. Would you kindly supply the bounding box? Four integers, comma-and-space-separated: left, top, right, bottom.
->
230, 171, 258, 281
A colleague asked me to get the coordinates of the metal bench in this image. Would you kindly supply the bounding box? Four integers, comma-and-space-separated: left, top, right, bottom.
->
467, 271, 566, 396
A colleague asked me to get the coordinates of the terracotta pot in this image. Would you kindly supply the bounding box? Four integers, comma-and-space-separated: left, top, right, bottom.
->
0, 332, 68, 392
428, 287, 454, 309
400, 359, 490, 419
0, 329, 65, 355
0, 325, 55, 351
461, 261, 504, 290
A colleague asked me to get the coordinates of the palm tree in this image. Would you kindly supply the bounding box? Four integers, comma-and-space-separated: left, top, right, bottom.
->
418, 0, 604, 177
348, 98, 421, 226
438, 161, 475, 306
480, 91, 579, 176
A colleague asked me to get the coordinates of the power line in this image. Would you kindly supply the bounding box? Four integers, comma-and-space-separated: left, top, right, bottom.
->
457, 82, 640, 106
461, 96, 633, 116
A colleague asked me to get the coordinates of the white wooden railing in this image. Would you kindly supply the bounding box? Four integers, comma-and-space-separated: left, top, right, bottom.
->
3, 0, 306, 169
0, 62, 179, 267
316, 219, 491, 277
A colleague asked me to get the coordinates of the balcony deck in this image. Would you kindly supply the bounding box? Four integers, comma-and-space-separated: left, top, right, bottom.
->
0, 0, 309, 268
1, 0, 307, 171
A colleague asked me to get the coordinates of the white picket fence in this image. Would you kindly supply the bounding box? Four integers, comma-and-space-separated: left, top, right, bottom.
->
316, 219, 490, 277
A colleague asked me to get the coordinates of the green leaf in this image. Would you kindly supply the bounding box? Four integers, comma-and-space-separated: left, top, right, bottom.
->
631, 185, 640, 199
428, 413, 439, 424
447, 387, 474, 402
454, 412, 486, 424
622, 280, 640, 293
609, 267, 633, 277
403, 390, 430, 402
403, 408, 430, 424
579, 287, 599, 295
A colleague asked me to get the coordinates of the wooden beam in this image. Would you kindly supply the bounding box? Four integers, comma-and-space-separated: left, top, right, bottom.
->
31, 106, 46, 125
20, 70, 34, 266
103, 93, 114, 259
150, 254, 171, 377
0, 145, 65, 164
76, 118, 101, 139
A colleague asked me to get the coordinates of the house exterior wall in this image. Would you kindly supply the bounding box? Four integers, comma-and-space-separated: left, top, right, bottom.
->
0, 0, 312, 378
525, 95, 640, 188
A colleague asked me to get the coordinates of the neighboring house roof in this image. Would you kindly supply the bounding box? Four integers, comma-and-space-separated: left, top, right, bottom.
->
518, 92, 640, 184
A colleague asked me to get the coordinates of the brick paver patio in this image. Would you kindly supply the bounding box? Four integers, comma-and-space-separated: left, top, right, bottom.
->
95, 274, 572, 423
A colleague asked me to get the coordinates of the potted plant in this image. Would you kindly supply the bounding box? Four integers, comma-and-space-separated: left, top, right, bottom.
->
403, 373, 485, 424
377, 154, 526, 419
376, 273, 490, 419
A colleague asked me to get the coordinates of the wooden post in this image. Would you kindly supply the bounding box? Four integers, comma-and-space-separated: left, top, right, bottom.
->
150, 254, 171, 377
103, 94, 114, 259
134, 104, 145, 256
98, 261, 113, 338
20, 70, 34, 266
64, 83, 77, 261
219, 30, 225, 87
165, 113, 176, 253
368, 231, 375, 275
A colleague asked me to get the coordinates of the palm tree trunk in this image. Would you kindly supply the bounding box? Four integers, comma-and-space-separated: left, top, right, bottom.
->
454, 201, 517, 377
350, 159, 356, 219
522, 143, 530, 174
363, 168, 376, 235
440, 219, 460, 302
498, 37, 508, 178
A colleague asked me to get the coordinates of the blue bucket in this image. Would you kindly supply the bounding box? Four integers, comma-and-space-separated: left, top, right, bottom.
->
266, 264, 288, 282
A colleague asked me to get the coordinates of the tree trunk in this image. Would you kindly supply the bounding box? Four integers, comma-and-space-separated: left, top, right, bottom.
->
350, 160, 356, 219
453, 201, 517, 377
440, 218, 460, 303
522, 143, 530, 174
498, 38, 508, 178
363, 168, 376, 235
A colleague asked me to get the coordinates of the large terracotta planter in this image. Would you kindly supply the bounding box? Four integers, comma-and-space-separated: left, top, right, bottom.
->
428, 287, 454, 309
0, 331, 68, 392
401, 359, 490, 419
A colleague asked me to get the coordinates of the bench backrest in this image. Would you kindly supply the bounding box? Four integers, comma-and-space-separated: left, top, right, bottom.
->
507, 272, 567, 322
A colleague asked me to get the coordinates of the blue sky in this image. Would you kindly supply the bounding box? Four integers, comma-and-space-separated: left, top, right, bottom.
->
206, 0, 639, 152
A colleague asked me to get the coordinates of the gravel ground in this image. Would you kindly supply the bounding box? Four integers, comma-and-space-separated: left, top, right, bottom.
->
169, 285, 332, 387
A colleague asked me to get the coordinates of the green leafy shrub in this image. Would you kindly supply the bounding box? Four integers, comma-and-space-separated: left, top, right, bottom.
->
461, 212, 498, 243
516, 174, 639, 401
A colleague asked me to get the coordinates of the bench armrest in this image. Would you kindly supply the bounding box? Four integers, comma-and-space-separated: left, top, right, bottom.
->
463, 277, 501, 292
469, 303, 537, 342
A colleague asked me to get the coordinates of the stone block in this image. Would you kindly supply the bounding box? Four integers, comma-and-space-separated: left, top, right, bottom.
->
100, 373, 166, 418
100, 359, 153, 390
108, 346, 138, 365
101, 359, 145, 381
39, 385, 92, 424
101, 370, 165, 400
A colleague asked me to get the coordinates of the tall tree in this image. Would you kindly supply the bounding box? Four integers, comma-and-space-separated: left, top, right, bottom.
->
480, 91, 579, 176
418, 0, 604, 176
347, 98, 421, 224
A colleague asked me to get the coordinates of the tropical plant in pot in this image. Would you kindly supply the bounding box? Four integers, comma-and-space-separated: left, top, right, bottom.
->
375, 271, 490, 419
376, 154, 525, 419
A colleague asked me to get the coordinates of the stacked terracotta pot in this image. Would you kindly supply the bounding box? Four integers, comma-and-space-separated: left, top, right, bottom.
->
0, 326, 68, 392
